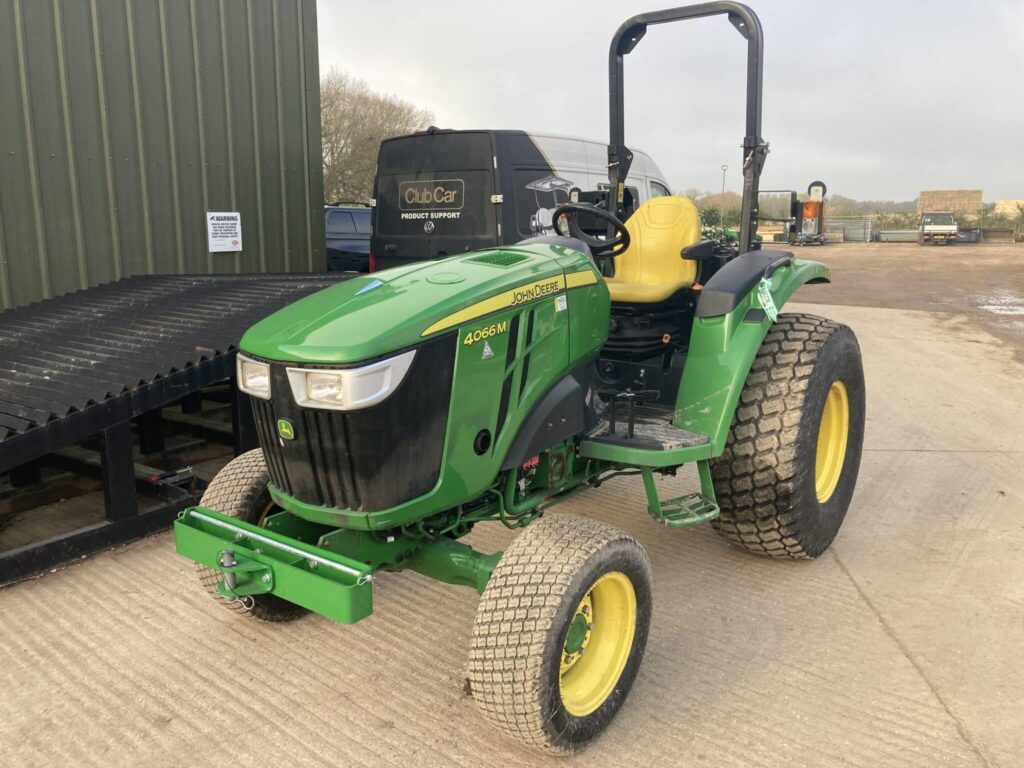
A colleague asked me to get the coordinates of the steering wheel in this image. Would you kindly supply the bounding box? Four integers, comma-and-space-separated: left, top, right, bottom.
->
551, 203, 630, 258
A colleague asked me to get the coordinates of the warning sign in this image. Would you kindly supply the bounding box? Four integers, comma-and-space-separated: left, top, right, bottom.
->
207, 212, 242, 253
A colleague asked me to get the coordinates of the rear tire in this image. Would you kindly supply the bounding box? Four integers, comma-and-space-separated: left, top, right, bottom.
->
710, 313, 865, 558
195, 449, 309, 621
468, 514, 652, 753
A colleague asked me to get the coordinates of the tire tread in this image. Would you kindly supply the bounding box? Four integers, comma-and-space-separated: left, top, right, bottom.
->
468, 514, 649, 753
710, 313, 842, 559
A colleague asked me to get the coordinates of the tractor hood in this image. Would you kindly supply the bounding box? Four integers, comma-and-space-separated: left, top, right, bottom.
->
240, 242, 594, 364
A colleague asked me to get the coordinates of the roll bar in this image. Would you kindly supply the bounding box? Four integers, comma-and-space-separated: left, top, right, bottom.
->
607, 2, 767, 254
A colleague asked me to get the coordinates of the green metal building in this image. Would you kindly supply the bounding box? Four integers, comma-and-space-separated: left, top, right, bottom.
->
0, 0, 324, 311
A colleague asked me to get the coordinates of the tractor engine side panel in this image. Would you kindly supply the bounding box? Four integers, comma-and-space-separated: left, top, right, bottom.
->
440, 288, 573, 503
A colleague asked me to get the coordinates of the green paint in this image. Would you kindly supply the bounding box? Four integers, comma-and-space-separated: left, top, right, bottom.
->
257, 256, 826, 533
260, 509, 335, 544
564, 614, 589, 654
172, 246, 831, 626
580, 436, 713, 466
249, 244, 607, 532
404, 537, 502, 594
176, 505, 506, 622
239, 243, 598, 364
174, 507, 373, 624
675, 258, 829, 453
641, 462, 720, 528
317, 526, 417, 570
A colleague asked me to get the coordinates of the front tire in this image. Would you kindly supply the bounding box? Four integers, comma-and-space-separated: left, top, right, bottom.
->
710, 313, 865, 558
468, 514, 653, 754
195, 449, 309, 621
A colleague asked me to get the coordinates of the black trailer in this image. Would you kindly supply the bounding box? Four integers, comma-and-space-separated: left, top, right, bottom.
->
0, 274, 346, 584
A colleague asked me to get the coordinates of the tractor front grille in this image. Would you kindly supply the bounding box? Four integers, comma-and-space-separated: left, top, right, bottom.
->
250, 334, 456, 513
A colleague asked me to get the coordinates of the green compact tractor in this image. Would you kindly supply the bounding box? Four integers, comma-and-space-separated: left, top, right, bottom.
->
174, 2, 864, 754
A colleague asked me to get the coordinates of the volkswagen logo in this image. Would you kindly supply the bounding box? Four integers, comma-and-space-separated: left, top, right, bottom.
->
423, 220, 435, 234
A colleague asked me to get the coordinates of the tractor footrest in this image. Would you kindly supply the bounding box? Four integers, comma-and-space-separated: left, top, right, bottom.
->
587, 421, 709, 451
581, 409, 712, 466
649, 492, 719, 528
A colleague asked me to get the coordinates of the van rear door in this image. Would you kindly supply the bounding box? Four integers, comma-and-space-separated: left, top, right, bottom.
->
372, 132, 497, 268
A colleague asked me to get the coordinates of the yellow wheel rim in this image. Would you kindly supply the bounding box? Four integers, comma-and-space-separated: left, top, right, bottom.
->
815, 380, 850, 503
559, 571, 636, 717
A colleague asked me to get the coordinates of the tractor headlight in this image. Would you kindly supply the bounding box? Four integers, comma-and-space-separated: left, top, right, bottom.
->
286, 349, 416, 412
237, 354, 271, 400
306, 372, 345, 405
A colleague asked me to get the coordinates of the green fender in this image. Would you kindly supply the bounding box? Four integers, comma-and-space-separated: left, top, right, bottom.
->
674, 258, 830, 455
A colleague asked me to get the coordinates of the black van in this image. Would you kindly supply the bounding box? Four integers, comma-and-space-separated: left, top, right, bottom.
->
370, 129, 670, 270
324, 204, 371, 272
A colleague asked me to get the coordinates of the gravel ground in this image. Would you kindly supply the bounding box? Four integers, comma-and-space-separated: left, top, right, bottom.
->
781, 242, 1024, 359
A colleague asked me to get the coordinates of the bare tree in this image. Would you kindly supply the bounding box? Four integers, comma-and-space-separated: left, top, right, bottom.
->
320, 69, 433, 203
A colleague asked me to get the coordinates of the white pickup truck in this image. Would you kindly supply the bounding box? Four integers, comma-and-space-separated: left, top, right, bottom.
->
919, 212, 958, 245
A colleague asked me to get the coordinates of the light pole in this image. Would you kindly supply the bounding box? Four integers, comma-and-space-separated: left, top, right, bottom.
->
720, 164, 728, 227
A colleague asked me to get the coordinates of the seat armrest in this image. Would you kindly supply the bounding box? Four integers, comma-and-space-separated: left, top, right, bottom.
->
680, 239, 718, 261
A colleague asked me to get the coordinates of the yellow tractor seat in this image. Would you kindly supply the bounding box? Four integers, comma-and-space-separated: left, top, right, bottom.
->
605, 196, 702, 303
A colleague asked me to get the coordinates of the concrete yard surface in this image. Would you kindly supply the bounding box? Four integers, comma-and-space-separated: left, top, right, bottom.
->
2, 282, 1023, 765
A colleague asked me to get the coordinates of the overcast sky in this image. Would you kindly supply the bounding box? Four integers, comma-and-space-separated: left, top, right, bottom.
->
317, 0, 1024, 201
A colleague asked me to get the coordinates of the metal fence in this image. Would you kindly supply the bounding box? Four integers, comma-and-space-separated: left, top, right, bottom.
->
878, 230, 918, 243
0, 0, 324, 311
825, 218, 873, 243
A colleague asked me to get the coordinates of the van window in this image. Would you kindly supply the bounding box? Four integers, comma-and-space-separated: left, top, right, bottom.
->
353, 210, 371, 234
326, 211, 355, 234
650, 180, 671, 198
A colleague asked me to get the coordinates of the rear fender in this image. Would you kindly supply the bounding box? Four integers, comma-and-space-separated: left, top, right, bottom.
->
674, 256, 830, 455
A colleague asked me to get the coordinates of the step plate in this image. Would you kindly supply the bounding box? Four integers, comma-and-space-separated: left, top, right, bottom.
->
588, 406, 709, 451
653, 492, 720, 528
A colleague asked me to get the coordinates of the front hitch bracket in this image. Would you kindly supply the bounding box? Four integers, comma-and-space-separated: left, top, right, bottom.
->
175, 507, 374, 624
215, 548, 275, 598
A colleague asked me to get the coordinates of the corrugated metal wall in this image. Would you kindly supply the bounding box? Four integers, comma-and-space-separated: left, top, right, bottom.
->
0, 0, 324, 311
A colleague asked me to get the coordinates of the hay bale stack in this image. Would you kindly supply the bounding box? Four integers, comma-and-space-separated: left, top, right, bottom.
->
917, 190, 983, 216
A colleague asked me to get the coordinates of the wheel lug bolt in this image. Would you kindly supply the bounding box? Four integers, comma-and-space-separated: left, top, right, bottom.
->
564, 654, 572, 664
